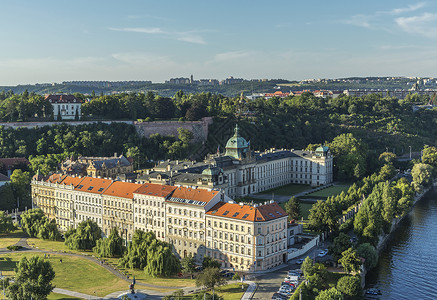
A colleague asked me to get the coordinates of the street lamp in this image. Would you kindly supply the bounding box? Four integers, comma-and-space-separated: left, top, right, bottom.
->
409, 146, 412, 160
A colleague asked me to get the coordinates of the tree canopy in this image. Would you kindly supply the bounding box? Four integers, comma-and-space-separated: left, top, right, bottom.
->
64, 219, 102, 250
6, 256, 55, 300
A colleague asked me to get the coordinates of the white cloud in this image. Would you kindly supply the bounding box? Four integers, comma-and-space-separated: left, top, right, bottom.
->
343, 14, 373, 28
108, 27, 206, 44
387, 3, 426, 15
395, 13, 437, 38
213, 51, 249, 61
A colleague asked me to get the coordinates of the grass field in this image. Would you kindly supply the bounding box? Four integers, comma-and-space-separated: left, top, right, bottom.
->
260, 184, 311, 196
0, 229, 26, 248
26, 238, 91, 255
47, 293, 81, 300
0, 252, 128, 296
104, 257, 196, 288
179, 283, 248, 300
305, 185, 350, 198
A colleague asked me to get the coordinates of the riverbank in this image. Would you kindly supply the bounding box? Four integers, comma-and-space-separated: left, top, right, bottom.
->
361, 185, 434, 288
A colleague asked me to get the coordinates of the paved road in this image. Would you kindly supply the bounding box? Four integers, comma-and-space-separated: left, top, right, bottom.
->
251, 243, 331, 300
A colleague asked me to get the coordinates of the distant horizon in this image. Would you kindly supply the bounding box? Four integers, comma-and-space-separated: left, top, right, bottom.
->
2, 1, 437, 85
0, 75, 431, 87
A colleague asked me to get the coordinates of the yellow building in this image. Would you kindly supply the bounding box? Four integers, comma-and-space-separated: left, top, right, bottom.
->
206, 201, 287, 271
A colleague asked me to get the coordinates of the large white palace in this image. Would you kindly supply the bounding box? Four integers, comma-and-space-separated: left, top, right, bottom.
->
31, 125, 333, 272
138, 125, 333, 198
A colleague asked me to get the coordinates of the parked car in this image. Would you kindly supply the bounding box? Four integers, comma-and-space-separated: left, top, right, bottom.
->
318, 250, 328, 257
272, 292, 288, 300
278, 287, 292, 297
296, 258, 304, 264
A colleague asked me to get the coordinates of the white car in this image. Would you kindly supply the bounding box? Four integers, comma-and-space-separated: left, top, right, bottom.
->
318, 250, 328, 257
296, 258, 304, 264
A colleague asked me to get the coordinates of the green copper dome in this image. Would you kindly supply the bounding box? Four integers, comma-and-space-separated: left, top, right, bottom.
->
225, 125, 249, 159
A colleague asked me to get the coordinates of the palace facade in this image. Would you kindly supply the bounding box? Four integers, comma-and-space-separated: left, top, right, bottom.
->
137, 125, 333, 198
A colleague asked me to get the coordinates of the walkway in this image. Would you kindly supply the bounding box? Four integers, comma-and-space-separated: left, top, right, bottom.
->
241, 281, 256, 300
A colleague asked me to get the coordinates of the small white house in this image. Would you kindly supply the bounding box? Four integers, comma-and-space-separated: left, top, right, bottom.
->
45, 94, 82, 120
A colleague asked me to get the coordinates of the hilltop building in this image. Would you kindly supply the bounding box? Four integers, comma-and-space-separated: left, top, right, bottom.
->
45, 94, 82, 120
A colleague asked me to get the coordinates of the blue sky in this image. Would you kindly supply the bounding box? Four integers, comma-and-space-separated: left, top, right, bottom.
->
1, 0, 437, 85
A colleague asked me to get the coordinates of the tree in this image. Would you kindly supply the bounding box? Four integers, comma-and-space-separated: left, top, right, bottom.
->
336, 275, 361, 300
10, 169, 31, 209
118, 230, 180, 277
379, 152, 397, 164
202, 256, 221, 269
357, 243, 378, 270
301, 256, 315, 278
315, 287, 343, 300
65, 219, 102, 250
411, 163, 433, 191
328, 233, 352, 263
379, 163, 396, 181
327, 133, 368, 180
421, 145, 437, 169
308, 200, 338, 233
0, 211, 14, 233
339, 248, 361, 274
6, 256, 55, 300
20, 208, 46, 237
285, 196, 301, 221
0, 183, 16, 211
196, 268, 226, 298
181, 255, 196, 279
93, 227, 124, 257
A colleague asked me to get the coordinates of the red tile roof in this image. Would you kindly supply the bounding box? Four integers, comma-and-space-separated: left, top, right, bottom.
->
0, 157, 30, 169
206, 202, 286, 222
168, 187, 219, 206
134, 183, 176, 198
46, 174, 66, 184
102, 181, 142, 199
45, 94, 82, 103
73, 177, 113, 194
60, 176, 85, 187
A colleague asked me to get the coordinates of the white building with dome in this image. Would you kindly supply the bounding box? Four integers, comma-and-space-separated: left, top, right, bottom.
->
138, 125, 333, 198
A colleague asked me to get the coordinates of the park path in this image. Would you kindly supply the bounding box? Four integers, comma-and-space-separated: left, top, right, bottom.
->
0, 237, 201, 298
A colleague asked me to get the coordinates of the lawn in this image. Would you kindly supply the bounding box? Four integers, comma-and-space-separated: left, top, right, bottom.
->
0, 252, 128, 296
0, 229, 26, 248
104, 257, 196, 288
179, 283, 248, 300
305, 185, 350, 198
26, 238, 90, 255
260, 183, 311, 196
48, 293, 81, 300
279, 200, 314, 221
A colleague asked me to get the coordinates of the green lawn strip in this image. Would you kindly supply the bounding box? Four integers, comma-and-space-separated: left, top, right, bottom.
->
299, 201, 314, 220
305, 185, 350, 198
0, 229, 26, 248
27, 238, 92, 255
0, 252, 128, 296
259, 184, 311, 196
179, 283, 248, 300
48, 293, 81, 300
103, 257, 196, 288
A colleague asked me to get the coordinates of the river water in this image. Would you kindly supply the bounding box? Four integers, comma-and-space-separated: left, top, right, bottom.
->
365, 189, 437, 300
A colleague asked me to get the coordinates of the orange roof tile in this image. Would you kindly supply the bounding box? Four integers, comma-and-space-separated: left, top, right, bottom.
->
168, 187, 219, 206
206, 202, 286, 222
60, 176, 85, 187
102, 181, 142, 199
134, 183, 176, 198
46, 174, 66, 184
74, 177, 113, 194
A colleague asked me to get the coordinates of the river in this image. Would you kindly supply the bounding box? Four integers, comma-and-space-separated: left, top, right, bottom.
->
365, 189, 437, 300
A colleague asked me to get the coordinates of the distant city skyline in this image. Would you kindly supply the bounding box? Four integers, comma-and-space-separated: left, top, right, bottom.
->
2, 0, 437, 85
